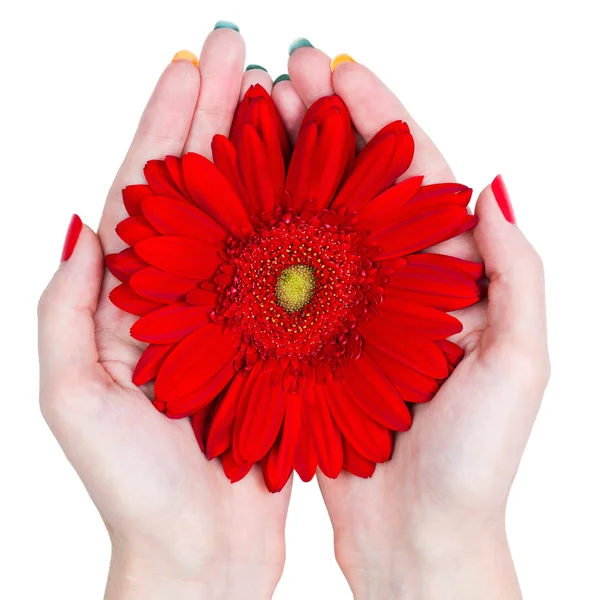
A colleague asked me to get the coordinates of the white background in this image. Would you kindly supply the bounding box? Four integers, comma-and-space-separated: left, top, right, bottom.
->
1, 0, 599, 598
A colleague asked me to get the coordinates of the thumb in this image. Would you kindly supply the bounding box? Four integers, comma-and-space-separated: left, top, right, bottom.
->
38, 215, 105, 388
474, 176, 548, 352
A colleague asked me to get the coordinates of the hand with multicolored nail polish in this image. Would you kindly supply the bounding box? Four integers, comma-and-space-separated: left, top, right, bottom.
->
37, 22, 320, 600
286, 44, 549, 599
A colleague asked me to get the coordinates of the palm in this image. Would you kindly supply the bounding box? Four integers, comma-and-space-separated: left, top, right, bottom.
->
38, 30, 309, 580
316, 234, 491, 531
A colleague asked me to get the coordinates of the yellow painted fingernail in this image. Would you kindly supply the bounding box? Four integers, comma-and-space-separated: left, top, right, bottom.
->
171, 50, 198, 66
330, 53, 356, 72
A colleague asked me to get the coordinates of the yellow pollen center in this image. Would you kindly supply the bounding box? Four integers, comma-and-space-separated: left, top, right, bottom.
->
275, 265, 316, 313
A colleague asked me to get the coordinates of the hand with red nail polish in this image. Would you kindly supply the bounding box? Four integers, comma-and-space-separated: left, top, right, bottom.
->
492, 174, 517, 224
37, 26, 309, 600
284, 52, 549, 599
60, 214, 82, 262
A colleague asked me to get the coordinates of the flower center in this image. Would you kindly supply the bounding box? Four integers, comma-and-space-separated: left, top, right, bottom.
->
275, 265, 315, 313
213, 209, 386, 383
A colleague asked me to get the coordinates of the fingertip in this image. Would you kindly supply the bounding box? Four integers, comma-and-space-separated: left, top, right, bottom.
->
183, 25, 246, 157
62, 224, 105, 278
271, 79, 306, 142
202, 25, 246, 63
474, 184, 510, 225
240, 68, 273, 98
330, 53, 357, 73
288, 46, 334, 106
171, 49, 199, 67
160, 57, 201, 93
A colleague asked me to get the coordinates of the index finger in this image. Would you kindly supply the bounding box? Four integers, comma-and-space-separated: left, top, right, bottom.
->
98, 58, 200, 254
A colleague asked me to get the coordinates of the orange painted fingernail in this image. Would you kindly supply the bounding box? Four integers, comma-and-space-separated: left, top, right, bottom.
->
330, 53, 356, 72
171, 50, 198, 66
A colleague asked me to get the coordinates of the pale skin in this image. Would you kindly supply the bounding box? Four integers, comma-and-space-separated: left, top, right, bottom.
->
38, 27, 549, 600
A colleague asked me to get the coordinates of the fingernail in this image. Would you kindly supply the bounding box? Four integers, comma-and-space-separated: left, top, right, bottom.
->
491, 174, 516, 224
289, 38, 313, 56
273, 74, 291, 85
171, 50, 198, 67
61, 214, 83, 262
245, 64, 268, 73
214, 20, 240, 32
331, 53, 357, 72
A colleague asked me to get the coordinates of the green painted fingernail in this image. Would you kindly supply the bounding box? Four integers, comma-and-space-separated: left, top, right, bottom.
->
289, 38, 313, 55
214, 20, 240, 32
245, 64, 268, 73
273, 74, 291, 85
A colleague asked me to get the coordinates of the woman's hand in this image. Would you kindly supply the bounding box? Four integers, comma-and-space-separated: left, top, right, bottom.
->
286, 46, 549, 599
37, 26, 311, 600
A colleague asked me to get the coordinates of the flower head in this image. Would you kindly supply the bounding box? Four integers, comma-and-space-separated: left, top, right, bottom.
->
107, 85, 482, 492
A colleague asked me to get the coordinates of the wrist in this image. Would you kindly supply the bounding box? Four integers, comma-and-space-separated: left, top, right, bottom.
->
105, 543, 279, 600
336, 513, 521, 600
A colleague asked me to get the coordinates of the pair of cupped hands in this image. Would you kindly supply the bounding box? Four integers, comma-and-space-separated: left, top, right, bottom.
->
38, 24, 549, 600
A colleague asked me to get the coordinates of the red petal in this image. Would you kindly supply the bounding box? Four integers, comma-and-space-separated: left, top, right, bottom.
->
238, 370, 287, 462
129, 267, 199, 303
359, 312, 452, 379
304, 386, 343, 479
155, 324, 237, 403
109, 283, 164, 316
105, 248, 147, 282
365, 344, 439, 404
186, 288, 220, 306
284, 123, 317, 211
286, 96, 354, 212
122, 184, 153, 216
191, 404, 211, 454
116, 216, 158, 246
265, 391, 302, 492
141, 195, 227, 244
437, 339, 464, 373
404, 253, 484, 282
164, 156, 192, 201
236, 124, 277, 214
221, 447, 253, 483
182, 152, 252, 233
374, 299, 463, 338
332, 121, 414, 212
340, 354, 412, 431
452, 214, 478, 237
231, 84, 290, 164
206, 373, 246, 459
405, 182, 472, 208
231, 89, 286, 204
132, 343, 175, 386
294, 424, 318, 483
322, 382, 392, 462
211, 135, 247, 202
370, 205, 469, 260
130, 303, 212, 343
342, 437, 377, 478
135, 235, 222, 280
144, 160, 187, 201
232, 362, 265, 464
386, 256, 481, 311
165, 361, 235, 418
354, 176, 423, 230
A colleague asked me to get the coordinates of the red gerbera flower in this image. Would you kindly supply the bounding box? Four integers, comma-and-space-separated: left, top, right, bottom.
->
107, 85, 483, 492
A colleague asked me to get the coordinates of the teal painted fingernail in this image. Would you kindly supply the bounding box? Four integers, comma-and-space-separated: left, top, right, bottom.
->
274, 74, 291, 85
289, 38, 313, 55
245, 64, 268, 73
214, 20, 240, 32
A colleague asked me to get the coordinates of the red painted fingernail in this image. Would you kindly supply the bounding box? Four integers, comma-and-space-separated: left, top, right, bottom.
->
491, 174, 516, 224
61, 214, 83, 262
